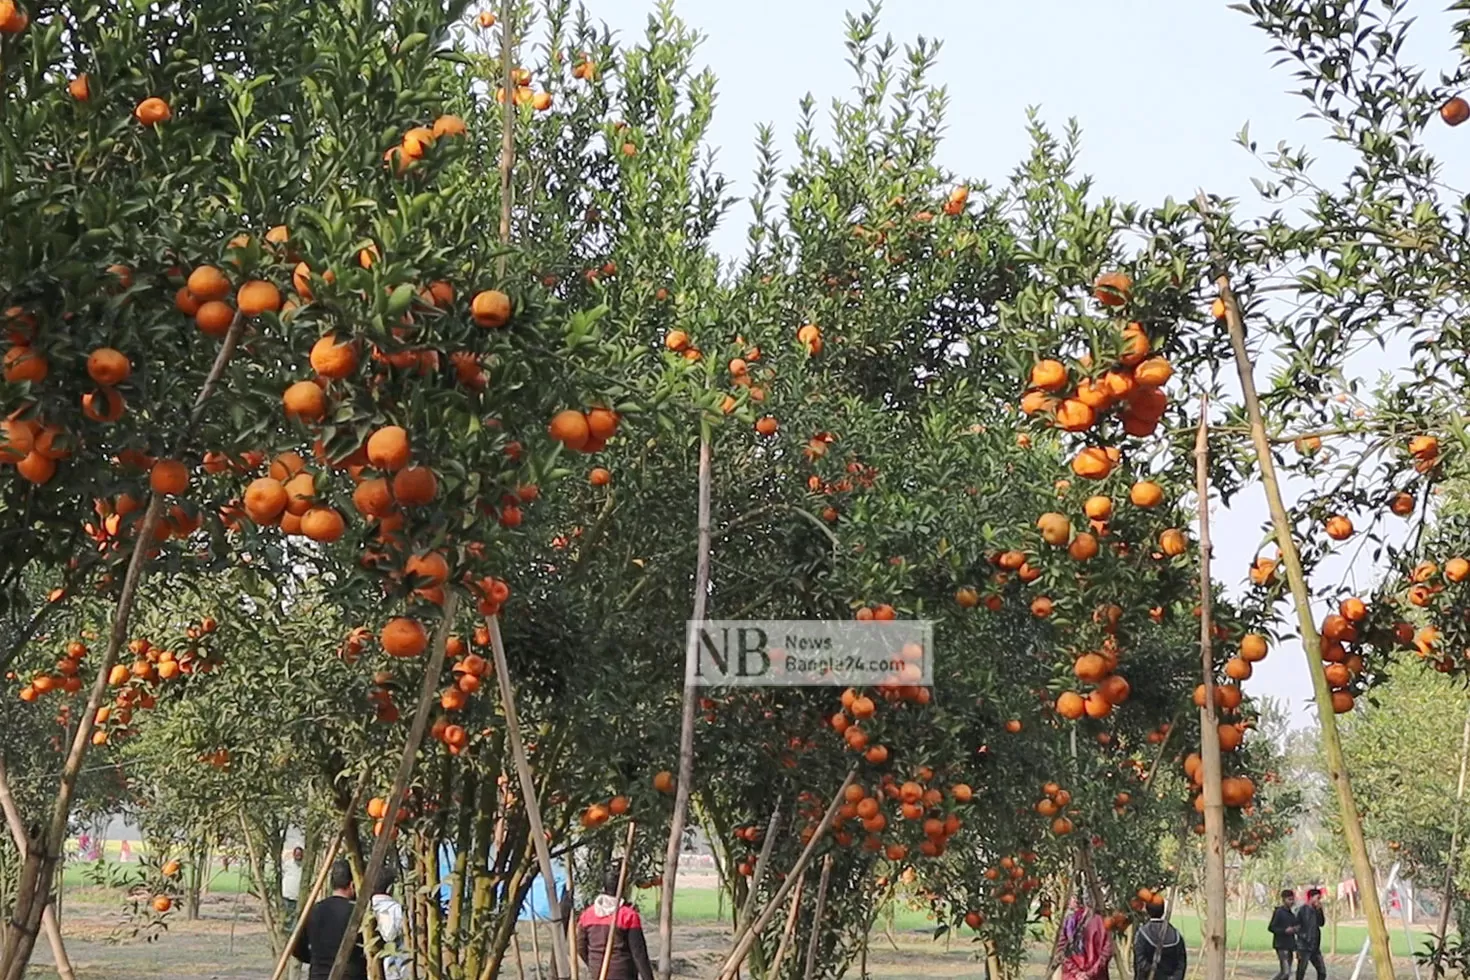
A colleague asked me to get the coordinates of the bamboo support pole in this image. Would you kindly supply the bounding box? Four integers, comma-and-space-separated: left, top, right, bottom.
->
327, 595, 459, 980
801, 853, 834, 980
658, 432, 713, 980
1213, 271, 1395, 980
596, 822, 638, 980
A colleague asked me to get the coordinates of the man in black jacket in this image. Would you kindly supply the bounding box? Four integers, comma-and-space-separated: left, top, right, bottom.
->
1295, 888, 1327, 980
293, 859, 369, 980
1268, 889, 1299, 980
1133, 899, 1186, 980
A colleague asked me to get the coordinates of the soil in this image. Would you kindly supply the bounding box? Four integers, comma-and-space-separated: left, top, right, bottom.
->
22, 891, 1414, 979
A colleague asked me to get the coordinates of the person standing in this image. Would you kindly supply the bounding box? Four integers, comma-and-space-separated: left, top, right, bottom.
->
292, 860, 368, 980
1269, 889, 1300, 980
371, 864, 409, 980
1132, 899, 1186, 980
1059, 897, 1114, 980
577, 868, 655, 980
1295, 888, 1327, 980
281, 846, 305, 924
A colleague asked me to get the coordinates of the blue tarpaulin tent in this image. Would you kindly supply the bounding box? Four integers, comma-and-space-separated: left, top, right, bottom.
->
436, 844, 568, 921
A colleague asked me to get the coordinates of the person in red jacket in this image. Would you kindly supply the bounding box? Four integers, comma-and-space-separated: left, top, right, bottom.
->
577, 869, 655, 980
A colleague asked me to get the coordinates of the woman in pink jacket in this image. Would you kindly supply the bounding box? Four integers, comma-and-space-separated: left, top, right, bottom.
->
1059, 897, 1114, 980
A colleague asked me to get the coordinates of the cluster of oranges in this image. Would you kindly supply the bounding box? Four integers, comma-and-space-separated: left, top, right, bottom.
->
91, 624, 218, 746
1031, 780, 1077, 836
492, 68, 555, 112
579, 768, 675, 828
366, 796, 412, 838
1318, 598, 1373, 712
1021, 276, 1174, 450
826, 772, 972, 861
1, 305, 66, 484
383, 114, 469, 175
977, 850, 1043, 908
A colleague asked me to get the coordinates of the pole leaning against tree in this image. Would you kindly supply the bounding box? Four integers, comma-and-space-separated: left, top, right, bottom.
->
1212, 268, 1395, 980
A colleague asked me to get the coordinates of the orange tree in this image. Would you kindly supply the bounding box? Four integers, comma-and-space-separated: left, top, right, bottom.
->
530, 10, 1283, 978
0, 0, 656, 971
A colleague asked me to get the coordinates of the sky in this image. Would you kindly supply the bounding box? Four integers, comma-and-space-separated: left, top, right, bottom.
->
568, 0, 1461, 728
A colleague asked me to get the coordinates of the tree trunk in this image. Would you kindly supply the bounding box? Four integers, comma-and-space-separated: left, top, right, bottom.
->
0, 756, 75, 980
1195, 407, 1227, 980
1213, 273, 1395, 980
1432, 705, 1470, 979
658, 433, 713, 980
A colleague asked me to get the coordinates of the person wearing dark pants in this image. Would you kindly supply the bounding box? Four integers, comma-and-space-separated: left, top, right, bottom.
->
1295, 888, 1327, 980
1269, 889, 1299, 980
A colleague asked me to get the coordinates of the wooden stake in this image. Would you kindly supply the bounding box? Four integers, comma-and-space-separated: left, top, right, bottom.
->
567, 857, 579, 980
1432, 705, 1470, 978
0, 315, 245, 980
764, 871, 805, 980
1213, 272, 1395, 980
734, 802, 782, 936
327, 594, 459, 980
0, 758, 74, 980
715, 767, 856, 980
596, 822, 638, 980
801, 854, 834, 980
657, 432, 712, 980
1195, 402, 1227, 980
490, 615, 571, 979
269, 772, 371, 980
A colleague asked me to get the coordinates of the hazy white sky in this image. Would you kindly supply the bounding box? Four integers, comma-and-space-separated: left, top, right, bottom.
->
573, 0, 1461, 727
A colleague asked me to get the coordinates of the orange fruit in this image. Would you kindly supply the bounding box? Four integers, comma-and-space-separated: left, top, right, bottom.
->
1443, 96, 1470, 127
1224, 658, 1252, 681
244, 478, 288, 524
151, 895, 172, 913
1098, 674, 1130, 704
1055, 399, 1096, 432
1055, 691, 1085, 720
1133, 357, 1173, 387
1094, 272, 1132, 308
301, 507, 345, 542
16, 452, 55, 484
352, 478, 394, 518
86, 347, 131, 386
401, 127, 436, 159
1159, 528, 1187, 556
1037, 512, 1072, 546
392, 466, 438, 506
367, 426, 411, 471
1030, 596, 1054, 618
755, 416, 779, 436
149, 459, 188, 495
382, 618, 428, 658
237, 280, 282, 316
292, 262, 335, 300
187, 265, 231, 302
134, 97, 171, 125
3, 345, 48, 383
81, 388, 126, 423
1029, 359, 1068, 392
310, 334, 358, 379
471, 290, 512, 328
548, 410, 591, 451
432, 115, 467, 138
195, 300, 234, 337
283, 380, 327, 421
1068, 533, 1099, 561
586, 407, 619, 441
1129, 481, 1163, 508
1071, 447, 1114, 480
589, 467, 612, 487
68, 74, 90, 101
1324, 515, 1353, 540
1240, 634, 1268, 662
653, 770, 675, 794
1083, 496, 1113, 521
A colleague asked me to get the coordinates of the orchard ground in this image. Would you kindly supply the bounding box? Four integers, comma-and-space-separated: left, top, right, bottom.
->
27, 878, 1435, 980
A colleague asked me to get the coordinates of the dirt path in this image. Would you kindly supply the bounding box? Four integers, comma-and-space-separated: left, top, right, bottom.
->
23, 894, 1412, 979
